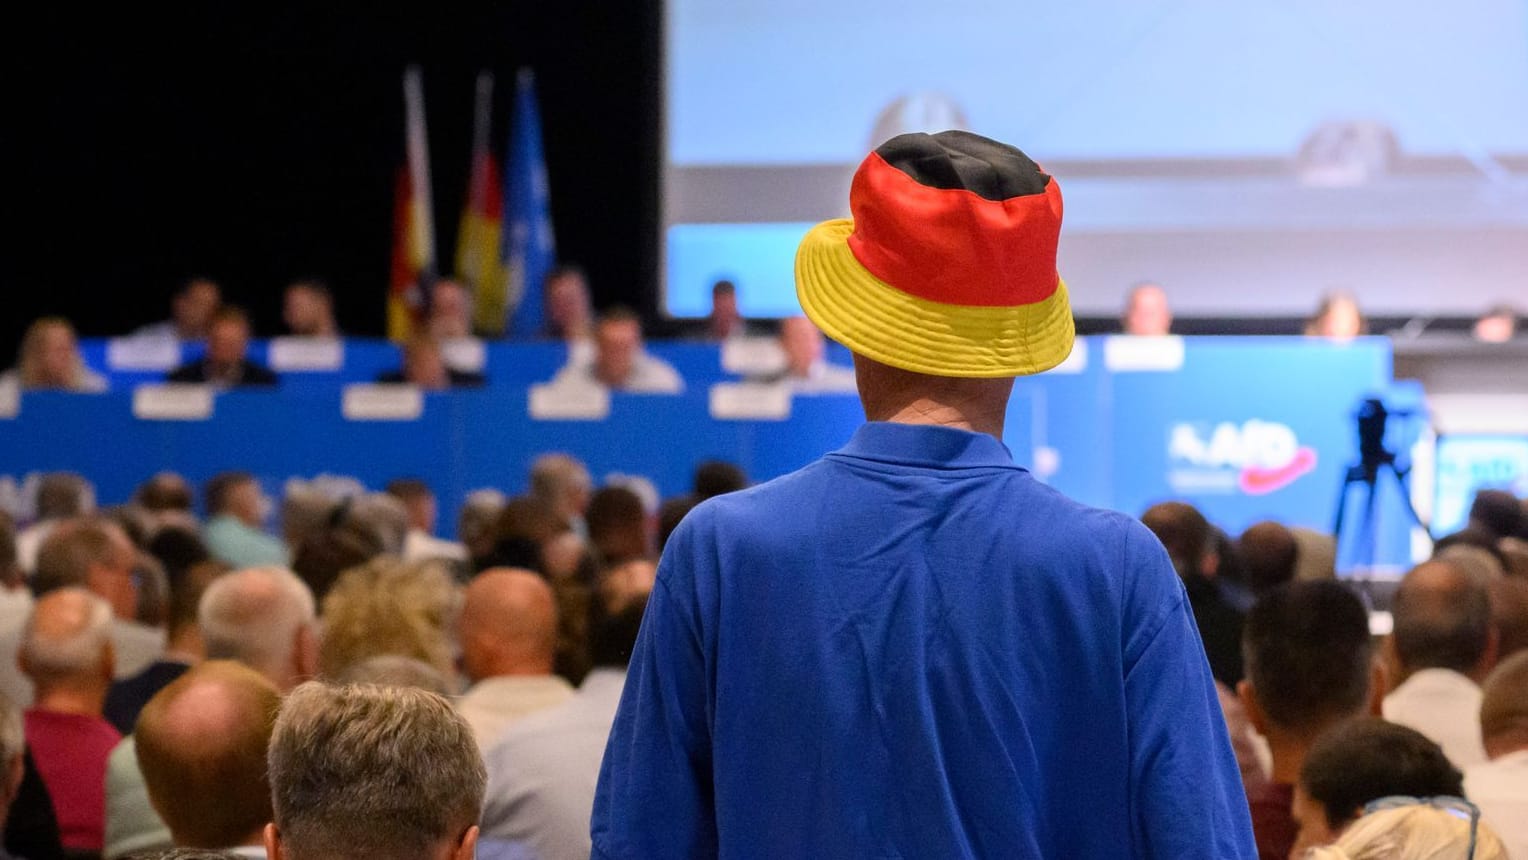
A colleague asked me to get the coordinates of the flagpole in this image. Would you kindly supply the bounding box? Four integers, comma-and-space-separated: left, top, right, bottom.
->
470, 71, 494, 160
403, 65, 437, 280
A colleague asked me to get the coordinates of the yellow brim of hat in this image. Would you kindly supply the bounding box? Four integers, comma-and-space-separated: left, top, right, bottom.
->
795, 219, 1075, 378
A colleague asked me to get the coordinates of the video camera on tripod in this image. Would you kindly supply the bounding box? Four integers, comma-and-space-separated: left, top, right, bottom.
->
1333, 396, 1431, 568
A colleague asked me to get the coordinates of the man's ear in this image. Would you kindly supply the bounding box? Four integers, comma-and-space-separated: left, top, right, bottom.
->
100, 641, 116, 685
1201, 549, 1220, 579
294, 623, 319, 682
1379, 635, 1403, 693
1366, 659, 1385, 716
1475, 626, 1500, 683
451, 824, 480, 860
264, 823, 284, 860
1237, 680, 1269, 737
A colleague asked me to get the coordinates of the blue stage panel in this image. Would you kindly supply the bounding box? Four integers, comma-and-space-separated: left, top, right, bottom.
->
4, 337, 1410, 569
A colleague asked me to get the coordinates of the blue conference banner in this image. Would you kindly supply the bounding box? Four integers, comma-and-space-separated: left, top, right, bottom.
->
3, 337, 1414, 571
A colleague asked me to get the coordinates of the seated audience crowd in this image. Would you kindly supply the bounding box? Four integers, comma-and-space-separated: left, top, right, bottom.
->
4, 271, 1521, 401
0, 463, 1519, 859
2, 259, 1528, 857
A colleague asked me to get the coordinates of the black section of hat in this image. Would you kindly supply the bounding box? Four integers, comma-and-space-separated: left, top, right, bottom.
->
874, 130, 1050, 201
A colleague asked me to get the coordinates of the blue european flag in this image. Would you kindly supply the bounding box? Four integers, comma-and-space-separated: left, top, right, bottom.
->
503, 68, 555, 339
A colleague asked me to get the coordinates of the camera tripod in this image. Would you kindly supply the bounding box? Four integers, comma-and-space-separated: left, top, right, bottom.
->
1332, 398, 1430, 569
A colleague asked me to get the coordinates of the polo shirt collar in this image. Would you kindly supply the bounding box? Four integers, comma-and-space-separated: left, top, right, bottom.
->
833, 421, 1015, 470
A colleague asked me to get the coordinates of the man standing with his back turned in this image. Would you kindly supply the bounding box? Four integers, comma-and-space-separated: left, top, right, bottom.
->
592, 132, 1256, 858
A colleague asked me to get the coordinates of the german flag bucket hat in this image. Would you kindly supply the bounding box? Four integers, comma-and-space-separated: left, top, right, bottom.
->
795, 130, 1074, 378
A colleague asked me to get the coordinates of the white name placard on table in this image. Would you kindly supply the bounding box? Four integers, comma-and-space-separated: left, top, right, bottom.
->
108, 337, 181, 371
708, 382, 792, 421
269, 337, 345, 372
132, 385, 215, 421
528, 382, 611, 421
342, 384, 425, 421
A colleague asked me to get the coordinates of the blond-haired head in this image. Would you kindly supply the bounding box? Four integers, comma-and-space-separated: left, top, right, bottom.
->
318, 556, 459, 685
1304, 802, 1507, 860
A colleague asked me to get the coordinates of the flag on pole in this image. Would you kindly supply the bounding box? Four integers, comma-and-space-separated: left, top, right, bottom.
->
387, 65, 438, 341
457, 72, 508, 336
503, 68, 556, 339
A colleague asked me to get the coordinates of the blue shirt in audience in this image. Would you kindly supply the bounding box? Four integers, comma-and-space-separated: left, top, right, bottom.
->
204, 515, 288, 570
593, 421, 1256, 859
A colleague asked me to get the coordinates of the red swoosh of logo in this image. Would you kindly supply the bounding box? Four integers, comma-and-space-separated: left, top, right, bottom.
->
1239, 447, 1317, 495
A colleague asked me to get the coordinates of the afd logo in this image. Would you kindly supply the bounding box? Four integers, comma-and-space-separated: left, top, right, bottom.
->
1167, 420, 1318, 495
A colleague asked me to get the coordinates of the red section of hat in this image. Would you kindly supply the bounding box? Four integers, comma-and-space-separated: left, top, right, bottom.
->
844, 152, 1063, 308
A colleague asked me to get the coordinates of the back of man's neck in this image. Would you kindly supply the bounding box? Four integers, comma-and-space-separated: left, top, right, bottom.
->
33, 688, 105, 718
867, 400, 1005, 439
1397, 664, 1479, 687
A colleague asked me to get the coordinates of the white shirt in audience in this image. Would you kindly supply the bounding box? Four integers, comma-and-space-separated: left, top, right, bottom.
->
787, 360, 859, 395
1381, 668, 1487, 769
112, 619, 168, 681
0, 588, 35, 707
1465, 749, 1528, 860
16, 519, 62, 576
104, 737, 172, 859
551, 355, 684, 394
480, 668, 627, 860
402, 529, 467, 564
456, 674, 575, 752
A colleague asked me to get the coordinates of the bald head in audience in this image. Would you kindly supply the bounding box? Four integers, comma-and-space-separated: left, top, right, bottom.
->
1390, 560, 1498, 685
134, 661, 279, 852
1479, 651, 1528, 760
1384, 559, 1499, 771
459, 569, 559, 683
1488, 576, 1528, 660
1121, 282, 1172, 336
198, 567, 317, 692
21, 588, 114, 711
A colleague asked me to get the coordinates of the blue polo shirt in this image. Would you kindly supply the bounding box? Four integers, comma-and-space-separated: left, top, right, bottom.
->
593, 422, 1255, 859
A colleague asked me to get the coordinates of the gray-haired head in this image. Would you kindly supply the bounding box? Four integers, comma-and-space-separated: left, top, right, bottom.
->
349, 493, 410, 556
199, 567, 317, 692
266, 682, 484, 860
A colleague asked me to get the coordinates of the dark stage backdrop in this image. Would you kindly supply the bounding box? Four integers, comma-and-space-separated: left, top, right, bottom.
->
3, 3, 661, 356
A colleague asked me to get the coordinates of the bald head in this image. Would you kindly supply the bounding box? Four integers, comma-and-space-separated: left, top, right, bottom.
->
1480, 651, 1528, 758
1391, 561, 1495, 682
135, 661, 279, 849
1122, 283, 1172, 336
851, 355, 1016, 439
21, 588, 113, 692
779, 316, 826, 377
458, 569, 559, 682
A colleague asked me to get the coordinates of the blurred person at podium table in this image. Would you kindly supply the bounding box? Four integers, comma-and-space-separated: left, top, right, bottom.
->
1121, 281, 1173, 336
